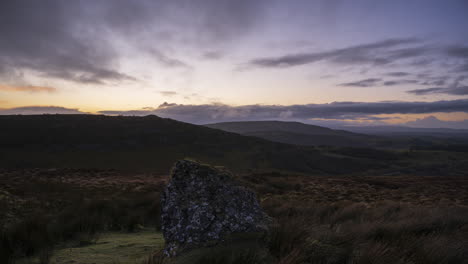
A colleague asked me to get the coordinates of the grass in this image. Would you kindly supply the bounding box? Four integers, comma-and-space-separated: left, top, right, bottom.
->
261, 200, 468, 264
0, 169, 164, 263
250, 171, 468, 264
2, 168, 468, 264
17, 230, 164, 264
240, 172, 468, 206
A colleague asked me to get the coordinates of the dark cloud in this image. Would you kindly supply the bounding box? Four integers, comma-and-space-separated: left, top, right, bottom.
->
98, 99, 468, 124
407, 87, 446, 95
202, 51, 224, 60
444, 46, 468, 73
0, 106, 86, 115
383, 79, 419, 86
455, 63, 468, 73
445, 45, 468, 58
96, 0, 270, 46
246, 39, 468, 85
84, 0, 270, 49
0, 1, 135, 85
247, 38, 424, 68
420, 77, 447, 86
407, 86, 468, 95
408, 76, 468, 95
385, 46, 430, 60
383, 81, 398, 86
410, 58, 434, 66
0, 0, 268, 84
159, 102, 179, 108
386, 72, 411, 77
338, 78, 381, 87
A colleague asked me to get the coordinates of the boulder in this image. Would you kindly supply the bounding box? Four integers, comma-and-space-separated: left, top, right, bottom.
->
161, 159, 271, 257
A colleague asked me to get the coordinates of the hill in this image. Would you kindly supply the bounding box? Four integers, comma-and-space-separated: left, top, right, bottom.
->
0, 115, 392, 175
2, 115, 467, 176
205, 121, 378, 147
339, 125, 468, 138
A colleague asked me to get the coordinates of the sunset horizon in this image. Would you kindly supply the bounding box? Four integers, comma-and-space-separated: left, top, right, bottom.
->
1, 0, 468, 128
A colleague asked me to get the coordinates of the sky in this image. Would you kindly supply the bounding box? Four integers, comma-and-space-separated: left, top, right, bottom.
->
1, 0, 468, 128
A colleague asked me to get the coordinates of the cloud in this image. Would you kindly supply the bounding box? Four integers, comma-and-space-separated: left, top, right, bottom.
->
247, 38, 425, 68
0, 106, 86, 115
385, 72, 411, 77
245, 39, 468, 87
407, 86, 468, 95
382, 81, 398, 86
201, 51, 224, 60
0, 84, 57, 93
98, 99, 468, 124
338, 78, 381, 87
420, 77, 448, 86
159, 102, 178, 108
0, 1, 136, 85
106, 0, 269, 43
158, 91, 178, 97
149, 49, 191, 69
5, 99, 468, 125
456, 63, 468, 72
0, 1, 269, 84
445, 45, 468, 58
444, 45, 468, 72
407, 87, 446, 95
383, 79, 419, 86
407, 76, 468, 95
45, 69, 136, 85
404, 116, 468, 129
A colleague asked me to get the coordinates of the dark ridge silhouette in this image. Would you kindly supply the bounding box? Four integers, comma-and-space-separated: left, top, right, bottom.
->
0, 115, 388, 174
2, 115, 467, 176
205, 120, 377, 147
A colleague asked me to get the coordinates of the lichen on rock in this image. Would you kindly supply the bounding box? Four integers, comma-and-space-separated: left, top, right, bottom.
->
161, 159, 271, 257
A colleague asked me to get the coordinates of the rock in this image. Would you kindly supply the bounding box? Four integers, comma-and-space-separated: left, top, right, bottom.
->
161, 159, 272, 257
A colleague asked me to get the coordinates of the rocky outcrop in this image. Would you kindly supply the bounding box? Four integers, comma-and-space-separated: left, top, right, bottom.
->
161, 159, 271, 257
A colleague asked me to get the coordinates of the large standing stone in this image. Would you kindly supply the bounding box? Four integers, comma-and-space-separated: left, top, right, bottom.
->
161, 159, 271, 257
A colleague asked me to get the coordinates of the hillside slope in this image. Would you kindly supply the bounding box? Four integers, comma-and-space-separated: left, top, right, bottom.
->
205, 121, 377, 147
0, 115, 388, 174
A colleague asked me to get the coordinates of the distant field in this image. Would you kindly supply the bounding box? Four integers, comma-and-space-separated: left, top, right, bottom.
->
242, 172, 468, 207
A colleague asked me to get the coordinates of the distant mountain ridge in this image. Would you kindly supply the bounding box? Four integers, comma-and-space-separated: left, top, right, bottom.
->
337, 125, 468, 137
0, 115, 391, 175
1, 115, 467, 176
205, 121, 378, 147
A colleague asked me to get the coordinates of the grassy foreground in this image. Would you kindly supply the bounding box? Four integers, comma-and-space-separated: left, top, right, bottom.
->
18, 230, 164, 264
2, 169, 468, 263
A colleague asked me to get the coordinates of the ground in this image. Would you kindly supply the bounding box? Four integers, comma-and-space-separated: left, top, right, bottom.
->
2, 168, 468, 263
18, 230, 164, 264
